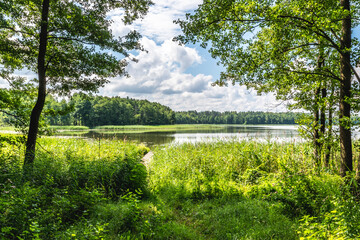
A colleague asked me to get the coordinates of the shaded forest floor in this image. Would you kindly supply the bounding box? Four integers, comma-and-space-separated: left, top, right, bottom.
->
1, 136, 360, 239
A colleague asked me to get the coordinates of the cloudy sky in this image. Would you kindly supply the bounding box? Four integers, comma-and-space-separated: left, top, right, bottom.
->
101, 0, 285, 112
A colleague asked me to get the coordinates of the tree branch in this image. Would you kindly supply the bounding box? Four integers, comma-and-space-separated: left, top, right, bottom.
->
47, 36, 92, 45
279, 67, 341, 81
0, 109, 27, 125
0, 25, 35, 36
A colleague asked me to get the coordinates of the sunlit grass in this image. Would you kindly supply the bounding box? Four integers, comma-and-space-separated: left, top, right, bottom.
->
0, 126, 16, 131
1, 137, 359, 239
94, 124, 226, 132
49, 125, 90, 131
149, 140, 315, 198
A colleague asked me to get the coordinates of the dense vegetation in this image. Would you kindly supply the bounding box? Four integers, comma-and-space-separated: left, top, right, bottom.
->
0, 136, 149, 239
1, 136, 360, 239
2, 0, 360, 238
39, 95, 300, 127
175, 111, 301, 124
45, 94, 176, 127
176, 0, 360, 176
0, 0, 153, 165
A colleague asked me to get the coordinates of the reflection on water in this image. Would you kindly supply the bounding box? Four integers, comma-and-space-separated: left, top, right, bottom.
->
55, 125, 299, 147
83, 131, 175, 146
172, 125, 298, 145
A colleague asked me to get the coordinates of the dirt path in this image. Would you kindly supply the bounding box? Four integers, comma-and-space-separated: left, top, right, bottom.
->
141, 151, 153, 168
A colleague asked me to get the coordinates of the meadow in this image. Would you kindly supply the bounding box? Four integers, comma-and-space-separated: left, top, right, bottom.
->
1, 135, 360, 239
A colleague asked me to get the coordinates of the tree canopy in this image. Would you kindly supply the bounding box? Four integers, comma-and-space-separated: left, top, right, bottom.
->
45, 94, 176, 127
176, 0, 360, 175
0, 0, 153, 166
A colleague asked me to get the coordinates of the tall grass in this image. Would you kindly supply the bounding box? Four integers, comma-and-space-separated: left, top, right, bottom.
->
148, 140, 360, 239
0, 137, 149, 239
1, 136, 360, 239
149, 140, 315, 199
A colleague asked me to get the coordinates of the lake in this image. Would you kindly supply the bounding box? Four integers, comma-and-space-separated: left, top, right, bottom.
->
55, 125, 300, 147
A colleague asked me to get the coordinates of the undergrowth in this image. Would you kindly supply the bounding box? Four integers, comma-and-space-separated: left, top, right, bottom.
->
0, 137, 149, 239
1, 137, 360, 239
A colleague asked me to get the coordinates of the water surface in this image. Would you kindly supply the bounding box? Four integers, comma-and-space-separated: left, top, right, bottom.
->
55, 125, 299, 147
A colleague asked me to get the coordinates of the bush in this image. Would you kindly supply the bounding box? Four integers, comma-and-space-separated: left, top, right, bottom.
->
0, 137, 149, 239
0, 134, 26, 146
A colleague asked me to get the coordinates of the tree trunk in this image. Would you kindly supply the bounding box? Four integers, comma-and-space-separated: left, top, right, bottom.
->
356, 152, 360, 181
325, 106, 333, 168
320, 87, 326, 141
339, 0, 353, 177
314, 87, 321, 166
24, 0, 50, 168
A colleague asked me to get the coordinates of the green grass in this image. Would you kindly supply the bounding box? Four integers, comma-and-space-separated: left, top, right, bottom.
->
147, 141, 359, 239
94, 124, 226, 132
149, 141, 315, 198
1, 137, 360, 239
0, 137, 150, 239
0, 126, 16, 131
50, 124, 226, 136
50, 125, 90, 131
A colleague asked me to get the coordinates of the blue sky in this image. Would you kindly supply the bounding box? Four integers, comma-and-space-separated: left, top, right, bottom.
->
102, 0, 285, 112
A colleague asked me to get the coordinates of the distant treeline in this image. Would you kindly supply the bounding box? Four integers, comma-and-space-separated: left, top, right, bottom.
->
175, 111, 301, 124
46, 94, 176, 127
44, 95, 300, 127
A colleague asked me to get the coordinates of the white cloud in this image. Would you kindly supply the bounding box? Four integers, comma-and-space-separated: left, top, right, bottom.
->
102, 37, 206, 95
100, 37, 286, 112
109, 0, 202, 42
101, 0, 285, 112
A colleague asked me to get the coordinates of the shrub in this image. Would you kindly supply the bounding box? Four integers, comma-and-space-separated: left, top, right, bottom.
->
0, 137, 149, 239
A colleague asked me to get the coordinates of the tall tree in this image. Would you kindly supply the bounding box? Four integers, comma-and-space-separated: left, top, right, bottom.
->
339, 0, 353, 176
0, 0, 153, 167
176, 0, 360, 175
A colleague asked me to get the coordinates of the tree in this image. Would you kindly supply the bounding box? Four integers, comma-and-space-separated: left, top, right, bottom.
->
176, 0, 360, 176
0, 0, 153, 168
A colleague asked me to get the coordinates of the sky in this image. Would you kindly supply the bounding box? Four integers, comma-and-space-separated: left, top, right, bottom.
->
101, 0, 285, 112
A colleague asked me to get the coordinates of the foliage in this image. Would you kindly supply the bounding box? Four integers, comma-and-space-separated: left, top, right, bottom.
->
297, 211, 348, 240
42, 94, 301, 127
262, 172, 340, 218
1, 137, 360, 238
297, 193, 360, 240
176, 110, 301, 124
0, 0, 153, 93
0, 0, 153, 165
45, 94, 176, 127
0, 133, 25, 146
148, 141, 360, 239
0, 137, 149, 239
175, 0, 360, 174
149, 141, 314, 199
0, 79, 41, 134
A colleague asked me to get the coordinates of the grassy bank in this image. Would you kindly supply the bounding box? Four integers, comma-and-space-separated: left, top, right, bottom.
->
1, 137, 360, 239
47, 124, 227, 136
49, 125, 90, 131
0, 126, 16, 132
94, 124, 226, 132
49, 124, 225, 132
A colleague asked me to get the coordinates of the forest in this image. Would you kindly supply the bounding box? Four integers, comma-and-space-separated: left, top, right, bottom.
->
45, 94, 176, 127
42, 94, 300, 126
175, 110, 300, 124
